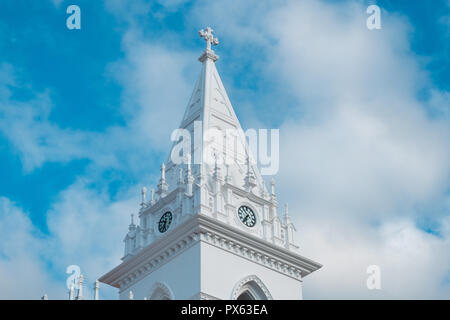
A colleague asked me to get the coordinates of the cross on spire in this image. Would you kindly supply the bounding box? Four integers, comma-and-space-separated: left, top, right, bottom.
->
199, 26, 219, 51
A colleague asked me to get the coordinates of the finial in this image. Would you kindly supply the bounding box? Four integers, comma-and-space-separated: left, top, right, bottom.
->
161, 163, 166, 181
69, 280, 75, 300
198, 26, 219, 62
223, 148, 231, 183
185, 154, 194, 196
77, 274, 84, 300
270, 178, 277, 204
130, 213, 135, 226
213, 152, 222, 181
246, 155, 256, 178
261, 179, 268, 198
129, 290, 134, 300
178, 167, 184, 185
94, 280, 99, 300
186, 153, 192, 174
245, 155, 256, 190
141, 186, 147, 207
157, 163, 169, 197
225, 162, 231, 183
199, 26, 219, 51
150, 188, 155, 205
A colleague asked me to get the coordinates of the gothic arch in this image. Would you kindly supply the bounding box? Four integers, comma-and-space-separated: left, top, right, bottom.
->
231, 275, 273, 300
147, 282, 174, 300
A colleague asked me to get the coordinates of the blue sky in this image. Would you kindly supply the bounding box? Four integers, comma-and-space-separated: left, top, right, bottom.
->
0, 0, 449, 299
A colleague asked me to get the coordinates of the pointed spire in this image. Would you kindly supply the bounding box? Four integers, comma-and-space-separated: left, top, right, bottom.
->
157, 163, 169, 197
76, 274, 84, 300
150, 188, 155, 205
225, 163, 232, 184
223, 144, 231, 183
213, 153, 222, 181
270, 178, 277, 205
284, 203, 291, 224
161, 163, 166, 181
69, 280, 75, 300
94, 280, 99, 300
247, 155, 254, 176
186, 153, 192, 176
141, 186, 147, 208
212, 153, 223, 194
262, 180, 269, 199
178, 167, 185, 187
128, 213, 136, 231
245, 156, 257, 190
160, 27, 269, 222
186, 154, 194, 196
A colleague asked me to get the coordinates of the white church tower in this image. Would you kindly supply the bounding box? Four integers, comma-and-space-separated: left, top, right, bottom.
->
99, 27, 321, 300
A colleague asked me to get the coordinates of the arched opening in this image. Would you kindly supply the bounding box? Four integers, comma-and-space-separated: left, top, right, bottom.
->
231, 275, 273, 300
147, 282, 174, 300
149, 288, 171, 300
237, 290, 255, 300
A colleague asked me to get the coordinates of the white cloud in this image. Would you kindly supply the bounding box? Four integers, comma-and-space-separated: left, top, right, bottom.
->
50, 0, 64, 8
0, 197, 61, 299
0, 33, 196, 173
270, 1, 450, 298
44, 178, 138, 299
264, 0, 450, 220
0, 91, 95, 172
190, 0, 450, 298
299, 216, 450, 299
0, 180, 140, 299
108, 28, 197, 151
0, 0, 449, 299
429, 89, 450, 119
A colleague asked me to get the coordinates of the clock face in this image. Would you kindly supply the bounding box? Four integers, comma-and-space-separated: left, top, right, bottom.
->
238, 205, 256, 227
158, 211, 172, 233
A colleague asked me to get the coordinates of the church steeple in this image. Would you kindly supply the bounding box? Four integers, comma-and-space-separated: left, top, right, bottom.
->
168, 26, 268, 200
156, 163, 169, 197
99, 27, 321, 300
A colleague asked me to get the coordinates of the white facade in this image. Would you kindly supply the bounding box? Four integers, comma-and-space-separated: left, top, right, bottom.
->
99, 27, 321, 300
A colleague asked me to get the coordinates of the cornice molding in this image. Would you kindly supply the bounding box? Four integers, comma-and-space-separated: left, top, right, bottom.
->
196, 215, 321, 279
99, 214, 321, 293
